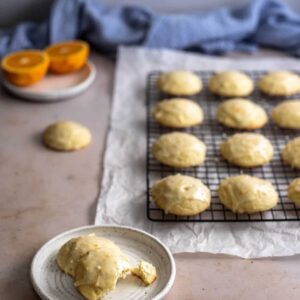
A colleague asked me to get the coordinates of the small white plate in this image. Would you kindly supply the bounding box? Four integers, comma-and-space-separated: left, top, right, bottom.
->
2, 61, 96, 102
31, 225, 176, 300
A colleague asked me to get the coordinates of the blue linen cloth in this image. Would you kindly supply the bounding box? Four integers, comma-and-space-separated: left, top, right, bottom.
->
1, 0, 300, 58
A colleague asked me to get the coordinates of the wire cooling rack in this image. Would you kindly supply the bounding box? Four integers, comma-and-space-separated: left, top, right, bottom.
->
146, 70, 300, 222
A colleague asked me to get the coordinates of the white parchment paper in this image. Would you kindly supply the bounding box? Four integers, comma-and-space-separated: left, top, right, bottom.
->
95, 46, 300, 258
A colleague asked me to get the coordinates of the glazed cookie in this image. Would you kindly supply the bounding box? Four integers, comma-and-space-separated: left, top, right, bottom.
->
208, 71, 254, 97
151, 174, 211, 216
152, 98, 203, 128
74, 247, 131, 300
43, 121, 91, 151
220, 133, 273, 167
57, 235, 157, 300
151, 132, 206, 168
217, 98, 268, 129
282, 137, 300, 168
132, 261, 157, 285
288, 178, 300, 206
218, 175, 278, 214
258, 71, 300, 96
272, 100, 300, 129
157, 71, 202, 96
56, 234, 117, 277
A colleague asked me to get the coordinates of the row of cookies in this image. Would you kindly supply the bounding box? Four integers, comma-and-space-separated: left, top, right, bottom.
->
151, 174, 277, 215
151, 132, 300, 169
157, 70, 300, 97
150, 173, 300, 216
153, 97, 300, 130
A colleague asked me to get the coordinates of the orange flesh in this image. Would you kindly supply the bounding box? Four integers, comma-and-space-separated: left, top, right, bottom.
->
1, 50, 49, 86
47, 44, 83, 57
45, 40, 89, 74
5, 53, 44, 69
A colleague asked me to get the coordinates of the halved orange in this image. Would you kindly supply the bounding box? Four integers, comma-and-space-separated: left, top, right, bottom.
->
1, 50, 49, 86
45, 40, 89, 74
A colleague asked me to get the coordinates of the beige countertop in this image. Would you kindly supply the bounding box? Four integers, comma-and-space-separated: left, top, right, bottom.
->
0, 53, 300, 300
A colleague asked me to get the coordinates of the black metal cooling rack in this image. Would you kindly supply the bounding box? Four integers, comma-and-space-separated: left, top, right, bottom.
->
146, 70, 300, 222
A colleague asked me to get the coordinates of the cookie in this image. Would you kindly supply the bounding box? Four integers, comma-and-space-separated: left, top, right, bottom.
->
56, 234, 118, 277
272, 100, 300, 129
258, 71, 300, 96
288, 178, 300, 207
157, 71, 202, 96
282, 137, 300, 169
43, 121, 91, 151
74, 247, 131, 300
151, 174, 211, 216
220, 133, 273, 167
208, 71, 254, 97
218, 175, 278, 214
217, 98, 268, 129
152, 98, 203, 128
151, 132, 206, 168
132, 261, 157, 285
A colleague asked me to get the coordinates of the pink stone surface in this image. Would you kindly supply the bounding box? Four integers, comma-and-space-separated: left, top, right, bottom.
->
0, 53, 300, 300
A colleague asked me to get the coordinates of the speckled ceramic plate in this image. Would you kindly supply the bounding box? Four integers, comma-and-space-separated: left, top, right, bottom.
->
31, 225, 176, 300
2, 61, 96, 101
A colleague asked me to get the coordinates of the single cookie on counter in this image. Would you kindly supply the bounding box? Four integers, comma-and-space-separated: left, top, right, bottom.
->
272, 100, 300, 129
258, 71, 300, 97
208, 71, 254, 97
56, 234, 118, 277
74, 247, 131, 300
288, 178, 300, 207
151, 132, 206, 168
282, 137, 300, 169
152, 98, 203, 128
43, 121, 91, 151
218, 175, 278, 214
151, 174, 211, 216
217, 98, 268, 129
220, 133, 273, 167
157, 71, 202, 96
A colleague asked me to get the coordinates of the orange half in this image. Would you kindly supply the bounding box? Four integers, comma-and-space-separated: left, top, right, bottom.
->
1, 50, 49, 86
45, 40, 90, 74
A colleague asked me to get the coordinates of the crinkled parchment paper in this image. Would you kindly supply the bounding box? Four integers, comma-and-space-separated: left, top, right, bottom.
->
95, 46, 300, 258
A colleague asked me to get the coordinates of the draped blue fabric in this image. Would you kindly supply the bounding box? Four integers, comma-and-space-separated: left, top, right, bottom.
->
1, 0, 300, 57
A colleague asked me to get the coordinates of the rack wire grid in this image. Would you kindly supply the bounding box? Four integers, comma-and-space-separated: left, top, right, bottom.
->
146, 70, 300, 222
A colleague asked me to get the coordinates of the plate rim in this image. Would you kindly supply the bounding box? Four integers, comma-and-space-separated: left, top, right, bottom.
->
2, 61, 96, 102
30, 224, 176, 300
